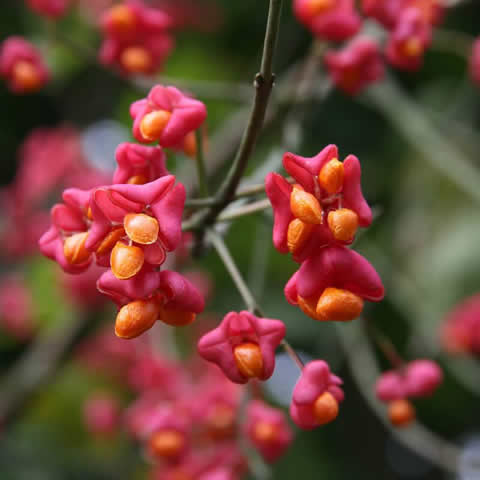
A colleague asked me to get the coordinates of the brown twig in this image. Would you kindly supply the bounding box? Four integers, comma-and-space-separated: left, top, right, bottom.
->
193, 0, 284, 229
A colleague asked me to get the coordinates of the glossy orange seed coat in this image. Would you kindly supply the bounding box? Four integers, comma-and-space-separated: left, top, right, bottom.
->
115, 299, 160, 339
319, 158, 344, 194
287, 218, 314, 254
96, 227, 125, 256
110, 241, 144, 280
290, 187, 323, 225
316, 287, 364, 321
297, 295, 323, 321
313, 392, 339, 425
124, 213, 159, 245
63, 232, 91, 265
159, 307, 196, 327
140, 110, 172, 142
327, 208, 359, 242
233, 342, 264, 379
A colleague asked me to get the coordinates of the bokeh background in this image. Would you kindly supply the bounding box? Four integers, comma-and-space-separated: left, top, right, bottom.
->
1, 0, 480, 479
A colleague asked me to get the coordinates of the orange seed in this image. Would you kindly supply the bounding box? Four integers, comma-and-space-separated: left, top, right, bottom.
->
318, 158, 344, 194
115, 298, 160, 339
327, 208, 358, 242
316, 287, 364, 322
149, 430, 185, 459
388, 399, 416, 427
403, 37, 422, 57
63, 232, 91, 265
254, 421, 277, 443
158, 306, 196, 327
127, 174, 148, 185
124, 213, 159, 245
290, 186, 323, 224
140, 110, 172, 142
13, 61, 42, 92
233, 342, 264, 379
108, 4, 136, 34
121, 46, 152, 74
287, 218, 314, 254
297, 295, 323, 321
110, 241, 144, 280
96, 227, 125, 256
308, 0, 334, 15
313, 392, 339, 425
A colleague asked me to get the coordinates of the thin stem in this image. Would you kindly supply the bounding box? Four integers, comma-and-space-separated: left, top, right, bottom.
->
184, 178, 294, 208
199, 0, 284, 227
207, 229, 260, 314
366, 320, 405, 369
217, 199, 271, 223
208, 229, 306, 374
281, 339, 304, 371
195, 129, 209, 197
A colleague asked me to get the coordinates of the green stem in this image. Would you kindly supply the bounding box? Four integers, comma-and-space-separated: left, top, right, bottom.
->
216, 198, 271, 223
207, 229, 260, 314
195, 129, 209, 197
366, 320, 405, 369
207, 229, 304, 372
198, 0, 284, 228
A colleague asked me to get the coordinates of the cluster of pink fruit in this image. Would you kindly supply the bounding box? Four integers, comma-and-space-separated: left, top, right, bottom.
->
293, 0, 480, 95
0, 0, 219, 93
77, 324, 293, 480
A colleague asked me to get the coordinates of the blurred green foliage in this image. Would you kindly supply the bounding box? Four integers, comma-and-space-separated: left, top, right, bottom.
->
1, 0, 480, 479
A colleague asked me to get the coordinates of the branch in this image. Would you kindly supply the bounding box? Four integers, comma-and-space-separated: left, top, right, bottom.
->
185, 178, 295, 208
207, 229, 302, 372
195, 129, 209, 197
216, 198, 271, 223
207, 229, 260, 314
197, 0, 284, 227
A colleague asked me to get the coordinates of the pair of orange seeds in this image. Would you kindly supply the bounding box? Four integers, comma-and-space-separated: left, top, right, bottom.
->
64, 212, 159, 278
287, 158, 359, 255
